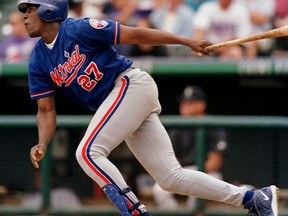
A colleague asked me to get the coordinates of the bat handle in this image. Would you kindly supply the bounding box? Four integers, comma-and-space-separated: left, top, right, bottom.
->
205, 43, 224, 52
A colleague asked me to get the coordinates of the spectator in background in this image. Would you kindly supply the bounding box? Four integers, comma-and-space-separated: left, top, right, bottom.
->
149, 0, 195, 56
152, 85, 228, 209
193, 0, 254, 60
128, 17, 168, 57
83, 0, 107, 19
102, 0, 139, 26
236, 0, 275, 57
0, 11, 38, 63
149, 0, 194, 38
21, 169, 82, 210
272, 0, 288, 56
68, 0, 106, 19
185, 0, 215, 11
151, 0, 164, 10
68, 0, 85, 18
102, 0, 139, 55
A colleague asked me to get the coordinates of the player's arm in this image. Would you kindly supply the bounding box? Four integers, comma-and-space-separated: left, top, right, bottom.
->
119, 25, 211, 56
30, 95, 56, 168
205, 151, 224, 173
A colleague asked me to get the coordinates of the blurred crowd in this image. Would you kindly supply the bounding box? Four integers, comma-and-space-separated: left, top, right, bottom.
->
1, 0, 288, 63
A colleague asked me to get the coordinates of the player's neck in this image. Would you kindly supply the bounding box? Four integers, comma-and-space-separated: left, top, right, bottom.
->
41, 22, 60, 44
45, 33, 59, 49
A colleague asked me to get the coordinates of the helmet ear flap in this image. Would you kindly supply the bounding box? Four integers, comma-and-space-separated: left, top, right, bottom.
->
45, 9, 53, 15
37, 4, 57, 22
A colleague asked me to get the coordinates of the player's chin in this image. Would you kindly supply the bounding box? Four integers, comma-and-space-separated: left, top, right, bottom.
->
27, 29, 40, 38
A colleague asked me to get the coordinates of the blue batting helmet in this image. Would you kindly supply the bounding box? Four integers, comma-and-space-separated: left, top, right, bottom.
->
17, 0, 68, 22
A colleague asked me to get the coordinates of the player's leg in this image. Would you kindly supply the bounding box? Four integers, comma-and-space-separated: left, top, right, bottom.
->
152, 165, 196, 209
152, 182, 179, 209
125, 113, 279, 215
125, 113, 246, 205
75, 68, 159, 215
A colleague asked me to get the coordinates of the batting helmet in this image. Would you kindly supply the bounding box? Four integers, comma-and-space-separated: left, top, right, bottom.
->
17, 0, 68, 22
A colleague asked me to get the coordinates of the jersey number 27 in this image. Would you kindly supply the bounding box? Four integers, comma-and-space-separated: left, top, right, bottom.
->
77, 62, 103, 92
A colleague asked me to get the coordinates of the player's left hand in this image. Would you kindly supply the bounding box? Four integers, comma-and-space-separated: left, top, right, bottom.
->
30, 143, 47, 168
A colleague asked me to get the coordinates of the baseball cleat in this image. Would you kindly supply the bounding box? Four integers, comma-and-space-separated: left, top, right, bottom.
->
244, 185, 279, 216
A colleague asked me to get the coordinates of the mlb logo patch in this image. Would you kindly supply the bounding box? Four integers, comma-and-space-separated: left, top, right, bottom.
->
89, 19, 108, 29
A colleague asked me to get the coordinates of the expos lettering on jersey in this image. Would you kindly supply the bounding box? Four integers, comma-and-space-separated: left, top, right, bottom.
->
49, 45, 104, 92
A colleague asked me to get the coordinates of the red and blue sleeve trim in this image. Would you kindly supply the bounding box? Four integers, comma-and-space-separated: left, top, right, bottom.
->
114, 21, 120, 45
30, 90, 55, 100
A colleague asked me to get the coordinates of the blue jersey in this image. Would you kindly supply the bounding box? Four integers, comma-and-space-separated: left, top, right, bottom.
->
28, 18, 133, 111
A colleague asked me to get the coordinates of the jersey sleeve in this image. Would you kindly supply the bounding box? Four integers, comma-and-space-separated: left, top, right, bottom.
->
28, 58, 55, 100
78, 18, 120, 46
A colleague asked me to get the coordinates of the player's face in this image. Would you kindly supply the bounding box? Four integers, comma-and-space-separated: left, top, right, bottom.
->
22, 5, 44, 38
179, 100, 206, 117
219, 0, 232, 9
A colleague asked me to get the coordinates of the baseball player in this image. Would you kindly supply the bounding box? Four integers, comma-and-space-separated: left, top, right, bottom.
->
17, 0, 278, 215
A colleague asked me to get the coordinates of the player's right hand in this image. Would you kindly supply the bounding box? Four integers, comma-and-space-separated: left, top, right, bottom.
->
189, 39, 212, 56
30, 143, 47, 168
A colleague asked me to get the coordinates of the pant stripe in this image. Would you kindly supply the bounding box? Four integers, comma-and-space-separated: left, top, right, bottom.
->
81, 76, 129, 185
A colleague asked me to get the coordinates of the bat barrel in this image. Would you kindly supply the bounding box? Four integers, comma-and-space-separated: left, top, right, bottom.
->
205, 25, 288, 51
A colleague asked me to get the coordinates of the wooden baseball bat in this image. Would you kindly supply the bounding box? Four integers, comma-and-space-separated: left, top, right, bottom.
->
205, 25, 288, 51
